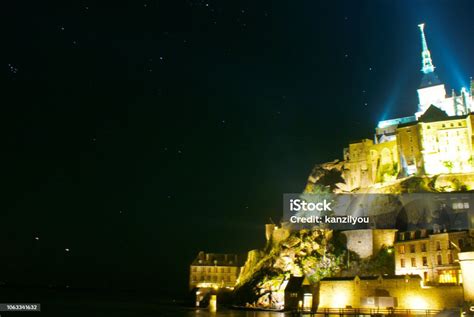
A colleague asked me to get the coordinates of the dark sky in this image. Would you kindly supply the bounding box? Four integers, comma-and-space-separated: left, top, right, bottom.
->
3, 1, 474, 293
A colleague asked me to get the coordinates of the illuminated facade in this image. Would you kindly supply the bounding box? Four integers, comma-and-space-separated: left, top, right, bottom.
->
342, 229, 397, 259
340, 24, 474, 191
189, 251, 241, 290
318, 275, 464, 310
394, 229, 470, 285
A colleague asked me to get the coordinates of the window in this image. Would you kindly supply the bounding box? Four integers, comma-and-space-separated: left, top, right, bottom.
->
421, 243, 427, 252
399, 233, 405, 241
424, 271, 428, 282
439, 270, 457, 284
399, 245, 405, 254
437, 254, 442, 265
411, 258, 416, 267
401, 259, 405, 268
410, 244, 415, 253
436, 241, 441, 251
422, 256, 428, 266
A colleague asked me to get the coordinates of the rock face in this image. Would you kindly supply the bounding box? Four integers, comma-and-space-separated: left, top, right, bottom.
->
305, 160, 345, 192
233, 229, 345, 306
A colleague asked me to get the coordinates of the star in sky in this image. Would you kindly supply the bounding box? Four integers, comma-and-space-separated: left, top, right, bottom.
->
8, 64, 18, 74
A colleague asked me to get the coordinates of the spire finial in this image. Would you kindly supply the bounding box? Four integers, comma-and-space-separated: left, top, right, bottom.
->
418, 23, 435, 74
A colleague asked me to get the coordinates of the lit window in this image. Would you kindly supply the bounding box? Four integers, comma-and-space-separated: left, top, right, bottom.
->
410, 244, 415, 253
464, 202, 469, 209
422, 256, 428, 266
411, 258, 416, 267
421, 243, 427, 252
399, 245, 405, 254
436, 241, 441, 251
401, 259, 405, 268
437, 254, 442, 265
439, 270, 457, 284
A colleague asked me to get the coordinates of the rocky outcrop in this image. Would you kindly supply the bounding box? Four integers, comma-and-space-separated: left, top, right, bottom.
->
233, 229, 345, 306
305, 160, 346, 192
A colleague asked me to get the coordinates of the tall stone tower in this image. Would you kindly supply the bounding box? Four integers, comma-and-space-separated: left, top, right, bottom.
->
416, 23, 447, 116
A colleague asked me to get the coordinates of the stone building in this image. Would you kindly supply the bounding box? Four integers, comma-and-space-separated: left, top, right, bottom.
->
342, 139, 398, 190
318, 275, 464, 310
189, 251, 241, 290
399, 107, 474, 176
342, 229, 397, 259
394, 229, 470, 285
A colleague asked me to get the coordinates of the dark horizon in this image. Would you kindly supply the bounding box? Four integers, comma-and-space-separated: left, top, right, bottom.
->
3, 0, 474, 293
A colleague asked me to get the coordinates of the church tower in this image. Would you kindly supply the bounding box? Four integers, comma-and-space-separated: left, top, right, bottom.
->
416, 23, 448, 116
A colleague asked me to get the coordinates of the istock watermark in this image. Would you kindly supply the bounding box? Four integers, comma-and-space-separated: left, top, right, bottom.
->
289, 198, 332, 212
282, 192, 474, 230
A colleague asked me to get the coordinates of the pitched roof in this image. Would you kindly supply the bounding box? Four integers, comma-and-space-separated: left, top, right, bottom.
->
418, 105, 449, 122
419, 72, 442, 88
191, 251, 241, 266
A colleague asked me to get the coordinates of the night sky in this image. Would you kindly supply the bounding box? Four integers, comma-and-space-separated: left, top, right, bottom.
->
3, 1, 474, 293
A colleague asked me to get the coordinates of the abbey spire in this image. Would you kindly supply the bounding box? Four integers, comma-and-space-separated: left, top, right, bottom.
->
418, 23, 435, 74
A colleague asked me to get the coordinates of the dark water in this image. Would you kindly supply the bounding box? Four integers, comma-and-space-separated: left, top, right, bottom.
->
0, 288, 289, 317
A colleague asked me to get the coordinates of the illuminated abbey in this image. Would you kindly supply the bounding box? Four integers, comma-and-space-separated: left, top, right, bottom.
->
339, 24, 474, 191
